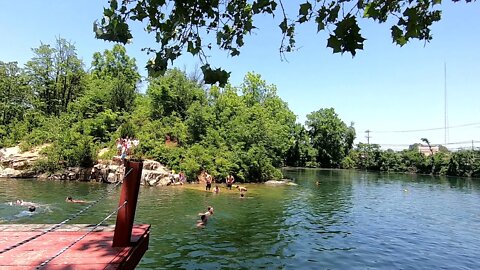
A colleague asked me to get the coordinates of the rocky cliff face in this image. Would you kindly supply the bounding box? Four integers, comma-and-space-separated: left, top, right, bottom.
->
0, 146, 45, 178
89, 159, 175, 186
0, 146, 176, 186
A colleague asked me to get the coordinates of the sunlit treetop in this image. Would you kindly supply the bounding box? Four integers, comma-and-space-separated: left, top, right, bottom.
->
94, 0, 474, 86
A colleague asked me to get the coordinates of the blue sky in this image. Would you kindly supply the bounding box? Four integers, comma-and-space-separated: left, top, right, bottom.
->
1, 1, 479, 150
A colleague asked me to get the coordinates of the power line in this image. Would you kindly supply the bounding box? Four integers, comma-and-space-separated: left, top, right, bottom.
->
364, 140, 480, 149
371, 122, 480, 134
444, 140, 480, 145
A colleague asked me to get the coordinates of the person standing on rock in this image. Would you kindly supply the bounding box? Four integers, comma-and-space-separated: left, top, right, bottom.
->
205, 172, 212, 191
226, 174, 235, 190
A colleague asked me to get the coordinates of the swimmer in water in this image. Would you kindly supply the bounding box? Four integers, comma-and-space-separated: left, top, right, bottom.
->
236, 185, 247, 198
65, 197, 87, 203
8, 199, 38, 207
14, 205, 37, 218
236, 185, 247, 192
196, 206, 214, 228
196, 213, 208, 228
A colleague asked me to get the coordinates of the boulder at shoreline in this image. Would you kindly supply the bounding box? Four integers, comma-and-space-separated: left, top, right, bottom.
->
0, 145, 176, 186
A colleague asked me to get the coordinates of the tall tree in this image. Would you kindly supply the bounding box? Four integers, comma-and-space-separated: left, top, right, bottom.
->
91, 45, 141, 112
355, 142, 382, 170
241, 72, 276, 106
306, 108, 355, 168
25, 38, 85, 115
94, 0, 469, 85
421, 137, 436, 174
0, 61, 32, 125
147, 68, 206, 120
91, 44, 140, 86
285, 123, 317, 167
226, 73, 296, 179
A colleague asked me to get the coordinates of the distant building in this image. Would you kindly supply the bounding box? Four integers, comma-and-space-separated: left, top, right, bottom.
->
418, 145, 439, 156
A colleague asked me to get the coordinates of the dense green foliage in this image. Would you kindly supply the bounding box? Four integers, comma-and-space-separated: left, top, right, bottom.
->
343, 143, 480, 177
2, 39, 479, 181
25, 38, 86, 116
94, 0, 472, 86
1, 40, 306, 182
306, 108, 355, 168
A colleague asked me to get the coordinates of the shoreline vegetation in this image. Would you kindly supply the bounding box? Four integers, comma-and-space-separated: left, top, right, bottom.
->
1, 41, 480, 183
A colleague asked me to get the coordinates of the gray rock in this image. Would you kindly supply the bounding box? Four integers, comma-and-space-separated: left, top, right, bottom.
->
1, 146, 174, 186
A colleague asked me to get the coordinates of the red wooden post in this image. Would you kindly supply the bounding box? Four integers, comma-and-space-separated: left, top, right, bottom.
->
112, 160, 143, 247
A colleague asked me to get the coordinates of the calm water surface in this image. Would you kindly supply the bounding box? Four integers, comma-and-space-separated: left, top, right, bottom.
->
1, 169, 480, 269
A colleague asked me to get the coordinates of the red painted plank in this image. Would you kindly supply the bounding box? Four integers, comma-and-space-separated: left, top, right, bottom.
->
0, 224, 150, 270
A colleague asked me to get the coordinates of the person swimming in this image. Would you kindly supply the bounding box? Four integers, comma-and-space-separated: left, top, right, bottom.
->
236, 185, 247, 192
13, 205, 37, 218
65, 197, 87, 203
8, 199, 38, 208
196, 206, 214, 227
196, 213, 208, 228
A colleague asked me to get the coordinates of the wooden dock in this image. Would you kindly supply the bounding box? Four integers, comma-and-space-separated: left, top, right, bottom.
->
0, 160, 150, 270
0, 224, 150, 270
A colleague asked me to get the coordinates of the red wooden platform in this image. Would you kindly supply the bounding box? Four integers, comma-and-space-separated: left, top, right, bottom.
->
0, 224, 150, 270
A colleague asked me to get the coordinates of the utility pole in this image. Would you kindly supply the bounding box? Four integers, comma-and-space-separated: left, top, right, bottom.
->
444, 62, 448, 146
365, 130, 371, 145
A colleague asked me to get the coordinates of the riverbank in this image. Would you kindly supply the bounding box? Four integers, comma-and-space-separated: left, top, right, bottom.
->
0, 145, 180, 187
0, 145, 298, 186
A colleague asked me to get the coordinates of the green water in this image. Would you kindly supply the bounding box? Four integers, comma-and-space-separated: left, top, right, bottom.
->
1, 169, 480, 269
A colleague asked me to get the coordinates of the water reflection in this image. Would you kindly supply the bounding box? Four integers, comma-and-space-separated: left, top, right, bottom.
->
279, 169, 355, 267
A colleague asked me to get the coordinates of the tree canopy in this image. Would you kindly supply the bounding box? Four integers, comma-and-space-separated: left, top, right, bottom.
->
94, 0, 472, 86
306, 108, 355, 167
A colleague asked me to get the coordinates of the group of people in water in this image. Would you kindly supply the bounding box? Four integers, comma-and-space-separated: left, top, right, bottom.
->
195, 173, 249, 228
202, 172, 247, 197
8, 171, 245, 229
4, 196, 87, 220
169, 170, 187, 185
7, 199, 38, 213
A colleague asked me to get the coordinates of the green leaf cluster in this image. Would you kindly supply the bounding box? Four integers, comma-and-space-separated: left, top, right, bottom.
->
93, 0, 467, 86
141, 70, 297, 182
343, 143, 480, 178
305, 108, 355, 168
